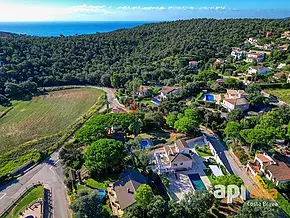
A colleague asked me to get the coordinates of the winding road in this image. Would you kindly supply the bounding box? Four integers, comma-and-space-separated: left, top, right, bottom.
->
0, 86, 120, 218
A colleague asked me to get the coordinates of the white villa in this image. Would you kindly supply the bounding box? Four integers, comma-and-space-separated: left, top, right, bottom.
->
247, 66, 270, 75
152, 139, 193, 174
222, 89, 249, 112
246, 153, 290, 186
231, 49, 246, 60
248, 37, 259, 45
245, 52, 264, 63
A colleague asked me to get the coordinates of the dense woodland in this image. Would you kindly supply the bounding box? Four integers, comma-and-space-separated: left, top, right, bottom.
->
1, 18, 290, 101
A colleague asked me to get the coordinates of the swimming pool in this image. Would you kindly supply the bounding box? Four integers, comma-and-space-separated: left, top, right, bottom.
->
98, 189, 106, 199
203, 94, 215, 102
188, 173, 206, 191
152, 98, 161, 105
140, 139, 152, 149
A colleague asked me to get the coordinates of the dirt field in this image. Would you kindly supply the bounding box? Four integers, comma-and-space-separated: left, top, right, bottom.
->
0, 88, 104, 153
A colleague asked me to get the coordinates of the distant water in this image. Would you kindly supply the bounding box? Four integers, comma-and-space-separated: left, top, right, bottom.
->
0, 21, 151, 37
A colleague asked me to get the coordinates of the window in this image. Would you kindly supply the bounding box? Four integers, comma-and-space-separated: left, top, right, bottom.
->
180, 163, 183, 166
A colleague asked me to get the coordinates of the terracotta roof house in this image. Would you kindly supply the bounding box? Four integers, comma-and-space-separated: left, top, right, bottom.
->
159, 86, 181, 99
222, 98, 249, 112
265, 162, 290, 185
227, 90, 248, 99
108, 170, 147, 217
138, 85, 152, 98
152, 139, 192, 174
272, 72, 287, 82
246, 153, 290, 185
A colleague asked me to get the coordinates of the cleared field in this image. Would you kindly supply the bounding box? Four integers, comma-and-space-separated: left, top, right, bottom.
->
0, 88, 104, 152
266, 88, 290, 104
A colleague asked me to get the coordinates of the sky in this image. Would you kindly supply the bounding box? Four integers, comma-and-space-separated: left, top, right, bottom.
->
0, 0, 290, 21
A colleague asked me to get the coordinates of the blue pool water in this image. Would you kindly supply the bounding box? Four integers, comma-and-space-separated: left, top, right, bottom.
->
204, 94, 215, 102
140, 139, 152, 149
152, 98, 161, 105
188, 174, 206, 191
98, 189, 106, 199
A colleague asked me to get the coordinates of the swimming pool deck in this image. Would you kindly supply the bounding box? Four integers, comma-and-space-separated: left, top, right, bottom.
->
166, 152, 212, 200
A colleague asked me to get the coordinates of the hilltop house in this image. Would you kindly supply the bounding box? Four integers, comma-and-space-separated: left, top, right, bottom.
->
255, 44, 272, 51
231, 49, 246, 60
138, 85, 152, 98
159, 86, 181, 99
247, 66, 270, 75
246, 153, 290, 186
245, 52, 265, 63
108, 170, 147, 217
152, 139, 193, 174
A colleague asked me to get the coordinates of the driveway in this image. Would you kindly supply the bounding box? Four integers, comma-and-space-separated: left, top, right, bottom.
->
201, 129, 261, 197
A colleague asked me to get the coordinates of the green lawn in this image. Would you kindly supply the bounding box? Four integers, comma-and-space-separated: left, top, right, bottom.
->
266, 88, 290, 104
0, 88, 104, 176
3, 185, 43, 218
85, 173, 119, 190
195, 147, 213, 157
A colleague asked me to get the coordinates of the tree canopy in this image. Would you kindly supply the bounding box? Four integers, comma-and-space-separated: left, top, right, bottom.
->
84, 138, 125, 174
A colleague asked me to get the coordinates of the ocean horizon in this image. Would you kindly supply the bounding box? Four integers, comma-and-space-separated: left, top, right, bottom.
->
0, 21, 152, 37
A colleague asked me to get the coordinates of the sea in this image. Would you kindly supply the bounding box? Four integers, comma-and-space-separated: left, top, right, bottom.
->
0, 21, 151, 37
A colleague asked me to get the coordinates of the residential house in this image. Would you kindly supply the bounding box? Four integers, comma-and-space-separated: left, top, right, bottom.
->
138, 85, 152, 98
222, 98, 249, 111
222, 89, 249, 111
227, 90, 248, 99
272, 72, 287, 82
281, 31, 290, 40
277, 44, 289, 51
108, 170, 147, 217
159, 86, 181, 99
189, 61, 198, 69
247, 153, 290, 186
255, 44, 272, 51
152, 139, 193, 174
277, 63, 286, 69
216, 79, 225, 86
247, 66, 270, 75
248, 37, 259, 45
265, 32, 272, 38
231, 49, 246, 60
245, 52, 265, 63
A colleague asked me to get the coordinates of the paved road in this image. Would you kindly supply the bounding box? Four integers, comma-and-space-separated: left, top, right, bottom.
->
201, 129, 261, 197
0, 87, 119, 218
0, 151, 67, 218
